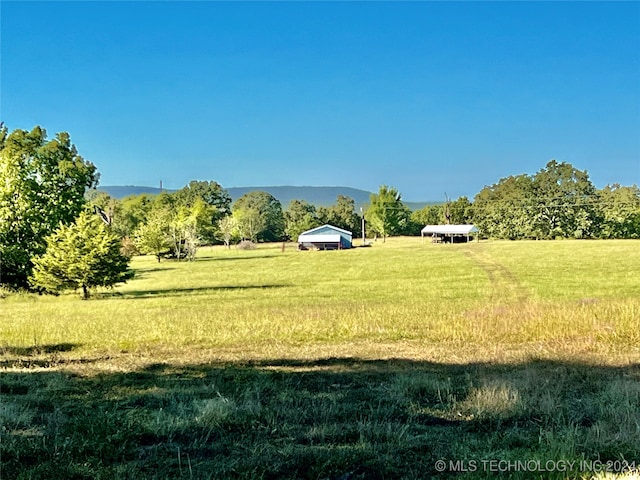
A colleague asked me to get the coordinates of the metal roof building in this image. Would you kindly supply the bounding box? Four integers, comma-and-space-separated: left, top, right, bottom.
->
421, 224, 479, 243
298, 225, 352, 250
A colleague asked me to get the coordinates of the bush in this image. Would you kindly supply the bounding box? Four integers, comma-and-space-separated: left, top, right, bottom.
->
236, 240, 256, 250
120, 237, 139, 258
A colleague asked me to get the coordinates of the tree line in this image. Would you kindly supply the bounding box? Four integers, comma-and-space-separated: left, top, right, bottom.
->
91, 163, 639, 247
1, 125, 639, 295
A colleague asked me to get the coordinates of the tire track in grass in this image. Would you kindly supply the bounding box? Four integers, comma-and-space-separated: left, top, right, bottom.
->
462, 247, 530, 305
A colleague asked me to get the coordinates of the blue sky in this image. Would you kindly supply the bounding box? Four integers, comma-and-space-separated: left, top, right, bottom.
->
2, 1, 639, 201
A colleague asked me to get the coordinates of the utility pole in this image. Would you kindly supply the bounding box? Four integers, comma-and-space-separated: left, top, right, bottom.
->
360, 207, 366, 246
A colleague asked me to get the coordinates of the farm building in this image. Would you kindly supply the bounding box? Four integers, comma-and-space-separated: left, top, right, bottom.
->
298, 225, 352, 250
421, 224, 479, 243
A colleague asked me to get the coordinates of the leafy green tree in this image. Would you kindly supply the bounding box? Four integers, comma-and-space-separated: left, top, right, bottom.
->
174, 180, 231, 216
217, 216, 237, 248
365, 186, 410, 242
233, 191, 285, 242
0, 126, 98, 288
449, 196, 474, 224
174, 180, 231, 244
110, 193, 156, 239
134, 207, 172, 262
133, 196, 202, 261
411, 204, 443, 227
232, 208, 263, 242
531, 160, 600, 239
285, 200, 321, 240
597, 184, 640, 238
30, 210, 133, 299
160, 195, 213, 254
168, 204, 200, 261
317, 195, 362, 237
473, 161, 603, 239
473, 174, 536, 239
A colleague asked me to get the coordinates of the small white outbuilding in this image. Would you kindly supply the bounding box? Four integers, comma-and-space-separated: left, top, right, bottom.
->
298, 225, 353, 250
421, 224, 479, 243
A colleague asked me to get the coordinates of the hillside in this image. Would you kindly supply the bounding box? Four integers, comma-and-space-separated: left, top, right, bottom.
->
96, 185, 176, 198
97, 185, 434, 210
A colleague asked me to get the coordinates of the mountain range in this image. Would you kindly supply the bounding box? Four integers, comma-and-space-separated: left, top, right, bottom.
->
97, 185, 434, 210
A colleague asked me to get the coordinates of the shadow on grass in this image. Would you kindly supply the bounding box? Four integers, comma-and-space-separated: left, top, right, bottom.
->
132, 266, 177, 279
102, 284, 289, 299
194, 254, 279, 263
2, 356, 639, 479
0, 343, 106, 369
0, 342, 81, 356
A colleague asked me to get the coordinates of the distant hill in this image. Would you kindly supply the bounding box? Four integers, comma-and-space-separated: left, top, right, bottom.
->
97, 185, 176, 198
97, 185, 435, 210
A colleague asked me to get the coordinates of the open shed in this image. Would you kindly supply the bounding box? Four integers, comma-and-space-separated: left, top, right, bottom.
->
421, 224, 479, 243
298, 225, 352, 250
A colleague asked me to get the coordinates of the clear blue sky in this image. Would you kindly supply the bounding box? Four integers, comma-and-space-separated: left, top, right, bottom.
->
2, 1, 639, 201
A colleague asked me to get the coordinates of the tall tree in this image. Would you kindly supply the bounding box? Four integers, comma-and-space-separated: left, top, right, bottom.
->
473, 174, 536, 239
318, 195, 362, 237
285, 200, 321, 241
30, 210, 133, 299
168, 204, 201, 261
133, 207, 172, 262
233, 191, 285, 242
365, 185, 409, 242
597, 184, 640, 239
174, 180, 232, 244
0, 126, 98, 288
449, 196, 474, 225
109, 193, 156, 239
411, 204, 443, 228
531, 160, 600, 239
174, 180, 232, 216
232, 208, 263, 242
217, 216, 237, 248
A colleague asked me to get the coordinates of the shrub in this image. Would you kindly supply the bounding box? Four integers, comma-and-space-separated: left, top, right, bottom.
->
236, 240, 256, 250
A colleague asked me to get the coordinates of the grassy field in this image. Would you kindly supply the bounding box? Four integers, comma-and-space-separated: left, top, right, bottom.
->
1, 238, 639, 479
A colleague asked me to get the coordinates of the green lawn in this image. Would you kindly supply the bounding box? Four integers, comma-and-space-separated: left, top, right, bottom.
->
1, 239, 639, 479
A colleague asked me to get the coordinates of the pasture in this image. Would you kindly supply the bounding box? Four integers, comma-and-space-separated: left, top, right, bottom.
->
1, 239, 639, 479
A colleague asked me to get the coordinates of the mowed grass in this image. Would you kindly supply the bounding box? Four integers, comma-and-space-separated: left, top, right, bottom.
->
2, 240, 490, 355
1, 239, 639, 479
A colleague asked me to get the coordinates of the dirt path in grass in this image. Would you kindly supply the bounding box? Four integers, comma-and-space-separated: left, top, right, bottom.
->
463, 246, 530, 304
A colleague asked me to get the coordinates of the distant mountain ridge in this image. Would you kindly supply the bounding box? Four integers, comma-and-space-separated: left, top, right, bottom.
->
97, 185, 176, 198
97, 185, 434, 210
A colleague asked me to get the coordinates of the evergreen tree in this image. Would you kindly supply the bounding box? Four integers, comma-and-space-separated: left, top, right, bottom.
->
30, 210, 133, 299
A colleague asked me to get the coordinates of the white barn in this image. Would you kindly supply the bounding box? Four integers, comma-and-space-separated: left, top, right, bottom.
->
298, 225, 353, 250
421, 224, 479, 243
